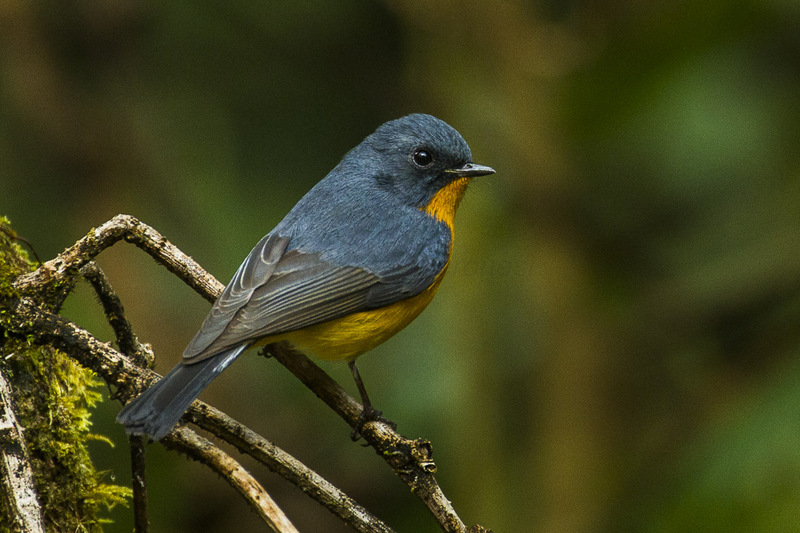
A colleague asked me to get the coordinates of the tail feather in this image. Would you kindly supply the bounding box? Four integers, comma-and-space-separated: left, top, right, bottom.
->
117, 345, 248, 440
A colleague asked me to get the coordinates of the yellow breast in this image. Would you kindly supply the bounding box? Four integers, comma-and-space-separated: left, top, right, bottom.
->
271, 264, 448, 361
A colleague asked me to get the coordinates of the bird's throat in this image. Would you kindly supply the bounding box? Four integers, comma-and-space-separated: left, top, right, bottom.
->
421, 177, 471, 229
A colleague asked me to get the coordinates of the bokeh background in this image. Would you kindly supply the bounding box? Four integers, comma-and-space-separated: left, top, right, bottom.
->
3, 1, 800, 532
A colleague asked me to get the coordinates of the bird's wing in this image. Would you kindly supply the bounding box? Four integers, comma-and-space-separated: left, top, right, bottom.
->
182, 233, 289, 361
182, 233, 440, 364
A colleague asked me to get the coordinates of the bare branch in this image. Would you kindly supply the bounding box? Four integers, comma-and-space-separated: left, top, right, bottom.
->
128, 436, 149, 533
80, 261, 153, 368
15, 214, 223, 304
266, 344, 467, 533
79, 261, 152, 533
163, 426, 299, 533
185, 402, 395, 533
0, 367, 45, 533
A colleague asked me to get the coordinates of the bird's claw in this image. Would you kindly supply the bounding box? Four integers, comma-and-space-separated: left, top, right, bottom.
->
350, 405, 397, 441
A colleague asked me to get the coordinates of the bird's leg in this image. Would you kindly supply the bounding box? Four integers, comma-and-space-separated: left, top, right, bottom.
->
348, 361, 395, 440
348, 361, 377, 414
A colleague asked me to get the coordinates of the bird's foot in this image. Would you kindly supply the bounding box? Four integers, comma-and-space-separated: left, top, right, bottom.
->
350, 404, 397, 442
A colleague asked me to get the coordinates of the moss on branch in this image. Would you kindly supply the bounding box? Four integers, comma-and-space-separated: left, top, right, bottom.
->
0, 216, 131, 532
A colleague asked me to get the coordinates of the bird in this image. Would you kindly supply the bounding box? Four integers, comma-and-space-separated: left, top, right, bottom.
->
117, 113, 495, 440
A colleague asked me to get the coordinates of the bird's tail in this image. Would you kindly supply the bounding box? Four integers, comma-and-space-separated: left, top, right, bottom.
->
116, 344, 248, 440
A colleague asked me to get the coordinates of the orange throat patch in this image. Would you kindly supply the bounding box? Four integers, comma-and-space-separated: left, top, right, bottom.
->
422, 177, 471, 229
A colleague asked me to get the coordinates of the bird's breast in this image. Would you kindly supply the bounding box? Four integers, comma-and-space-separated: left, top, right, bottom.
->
269, 260, 449, 361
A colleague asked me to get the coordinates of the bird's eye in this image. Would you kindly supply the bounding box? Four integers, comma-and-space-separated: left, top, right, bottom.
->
411, 149, 434, 168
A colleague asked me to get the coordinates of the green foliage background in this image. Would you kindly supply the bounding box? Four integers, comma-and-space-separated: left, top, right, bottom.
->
2, 1, 800, 531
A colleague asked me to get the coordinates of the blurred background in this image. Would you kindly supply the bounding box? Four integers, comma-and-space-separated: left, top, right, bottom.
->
2, 1, 800, 531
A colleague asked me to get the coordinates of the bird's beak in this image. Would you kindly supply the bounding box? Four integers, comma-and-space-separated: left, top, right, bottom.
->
446, 162, 496, 178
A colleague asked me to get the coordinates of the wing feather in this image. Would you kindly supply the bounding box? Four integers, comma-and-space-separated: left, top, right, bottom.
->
182, 234, 289, 360
183, 238, 381, 363
183, 226, 447, 364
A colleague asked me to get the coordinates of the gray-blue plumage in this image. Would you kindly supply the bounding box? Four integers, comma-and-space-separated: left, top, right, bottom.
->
116, 113, 492, 439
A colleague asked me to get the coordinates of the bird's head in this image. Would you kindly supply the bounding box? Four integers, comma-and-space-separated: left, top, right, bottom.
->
359, 114, 495, 223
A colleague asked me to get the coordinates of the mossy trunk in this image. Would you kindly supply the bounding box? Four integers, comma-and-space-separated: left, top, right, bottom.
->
0, 216, 130, 532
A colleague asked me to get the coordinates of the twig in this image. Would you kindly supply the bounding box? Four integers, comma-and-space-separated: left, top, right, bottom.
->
128, 436, 149, 533
80, 262, 151, 529
267, 344, 466, 533
185, 402, 395, 533
80, 261, 153, 368
0, 225, 42, 265
15, 214, 223, 305
0, 366, 46, 533
80, 261, 152, 533
163, 427, 299, 533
